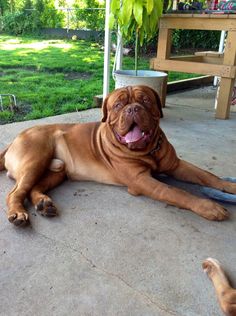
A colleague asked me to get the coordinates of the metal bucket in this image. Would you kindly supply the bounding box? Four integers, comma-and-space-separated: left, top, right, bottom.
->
113, 70, 168, 102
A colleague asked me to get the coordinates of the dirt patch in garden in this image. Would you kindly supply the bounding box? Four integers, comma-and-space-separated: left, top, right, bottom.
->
64, 71, 92, 80
1, 66, 92, 80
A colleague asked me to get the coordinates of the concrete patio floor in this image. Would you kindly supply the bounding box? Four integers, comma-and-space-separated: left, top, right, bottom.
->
0, 86, 236, 316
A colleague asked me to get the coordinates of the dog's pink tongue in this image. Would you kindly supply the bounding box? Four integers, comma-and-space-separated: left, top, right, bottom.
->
125, 126, 142, 143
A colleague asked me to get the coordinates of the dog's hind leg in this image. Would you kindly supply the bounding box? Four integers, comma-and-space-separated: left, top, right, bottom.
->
5, 138, 56, 226
6, 156, 53, 226
203, 258, 236, 316
30, 160, 66, 217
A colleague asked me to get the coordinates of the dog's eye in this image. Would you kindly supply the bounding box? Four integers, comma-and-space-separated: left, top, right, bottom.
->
113, 102, 123, 110
143, 97, 151, 105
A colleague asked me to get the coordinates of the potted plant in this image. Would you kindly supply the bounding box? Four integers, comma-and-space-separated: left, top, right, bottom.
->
109, 0, 167, 97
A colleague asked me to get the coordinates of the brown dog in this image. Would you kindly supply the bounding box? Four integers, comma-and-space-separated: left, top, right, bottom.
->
203, 258, 236, 316
0, 85, 236, 226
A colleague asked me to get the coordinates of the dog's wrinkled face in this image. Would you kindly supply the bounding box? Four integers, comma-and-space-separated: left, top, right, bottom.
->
102, 85, 163, 150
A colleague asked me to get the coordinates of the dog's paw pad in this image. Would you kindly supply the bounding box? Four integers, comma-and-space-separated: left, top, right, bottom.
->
36, 199, 58, 217
8, 211, 29, 226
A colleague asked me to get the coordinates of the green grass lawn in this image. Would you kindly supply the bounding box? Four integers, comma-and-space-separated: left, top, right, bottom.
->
0, 34, 199, 124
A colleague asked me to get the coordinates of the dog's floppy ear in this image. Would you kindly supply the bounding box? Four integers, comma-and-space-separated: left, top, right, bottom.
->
150, 87, 163, 118
101, 94, 109, 122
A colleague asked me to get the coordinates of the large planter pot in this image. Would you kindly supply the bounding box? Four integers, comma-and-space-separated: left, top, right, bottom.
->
113, 70, 168, 105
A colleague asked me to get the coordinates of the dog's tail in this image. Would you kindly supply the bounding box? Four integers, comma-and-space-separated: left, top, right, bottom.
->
0, 146, 9, 171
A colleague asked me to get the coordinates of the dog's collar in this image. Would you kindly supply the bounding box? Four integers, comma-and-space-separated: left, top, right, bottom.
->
149, 132, 164, 156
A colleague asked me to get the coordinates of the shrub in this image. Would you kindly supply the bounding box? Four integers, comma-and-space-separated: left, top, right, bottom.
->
172, 29, 221, 52
1, 0, 64, 35
1, 11, 41, 35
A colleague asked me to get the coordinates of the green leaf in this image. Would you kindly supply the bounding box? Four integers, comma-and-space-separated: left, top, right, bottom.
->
111, 0, 120, 14
109, 13, 115, 29
123, 23, 133, 39
166, 0, 173, 11
149, 0, 162, 34
146, 0, 154, 14
126, 19, 136, 39
133, 0, 143, 28
119, 0, 133, 25
142, 8, 149, 34
149, 10, 158, 35
153, 0, 164, 17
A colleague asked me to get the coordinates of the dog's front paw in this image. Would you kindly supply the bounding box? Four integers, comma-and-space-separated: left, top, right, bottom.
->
36, 198, 58, 217
194, 200, 229, 221
8, 210, 29, 226
223, 182, 236, 195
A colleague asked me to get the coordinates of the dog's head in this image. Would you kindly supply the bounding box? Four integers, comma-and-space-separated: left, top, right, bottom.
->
102, 85, 163, 150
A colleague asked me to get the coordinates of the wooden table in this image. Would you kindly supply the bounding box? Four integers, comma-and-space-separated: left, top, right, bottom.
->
150, 13, 236, 119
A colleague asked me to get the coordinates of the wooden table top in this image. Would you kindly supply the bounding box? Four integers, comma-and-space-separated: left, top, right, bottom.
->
162, 12, 236, 19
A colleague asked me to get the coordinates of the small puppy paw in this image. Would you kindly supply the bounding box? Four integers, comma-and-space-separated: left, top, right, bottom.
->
36, 198, 58, 217
8, 211, 29, 226
194, 200, 229, 221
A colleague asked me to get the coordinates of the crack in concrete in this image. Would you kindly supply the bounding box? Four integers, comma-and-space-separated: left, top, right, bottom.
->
166, 102, 214, 113
90, 266, 180, 316
33, 229, 181, 316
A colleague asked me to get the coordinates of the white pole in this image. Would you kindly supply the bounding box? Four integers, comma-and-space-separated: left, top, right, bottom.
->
116, 28, 123, 70
67, 8, 70, 33
103, 0, 111, 99
213, 30, 226, 86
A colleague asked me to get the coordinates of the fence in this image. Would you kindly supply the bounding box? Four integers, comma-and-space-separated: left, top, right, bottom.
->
40, 28, 104, 41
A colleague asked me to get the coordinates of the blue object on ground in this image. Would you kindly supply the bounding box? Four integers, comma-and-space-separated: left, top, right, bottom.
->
201, 177, 236, 204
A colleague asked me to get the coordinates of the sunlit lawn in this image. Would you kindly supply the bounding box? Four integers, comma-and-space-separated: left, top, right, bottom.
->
0, 34, 198, 124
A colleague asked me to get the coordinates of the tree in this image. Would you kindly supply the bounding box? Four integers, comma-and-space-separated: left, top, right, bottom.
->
74, 0, 105, 31
0, 0, 9, 15
35, 0, 44, 14
22, 0, 33, 10
39, 0, 64, 28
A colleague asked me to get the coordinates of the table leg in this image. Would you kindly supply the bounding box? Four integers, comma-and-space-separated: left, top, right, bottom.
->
215, 31, 236, 119
215, 78, 234, 119
156, 27, 172, 107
